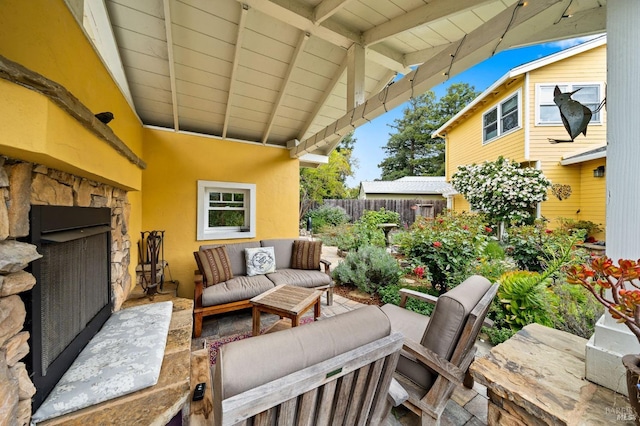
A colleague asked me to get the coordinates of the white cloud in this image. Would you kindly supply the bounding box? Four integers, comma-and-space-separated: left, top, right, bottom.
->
543, 34, 605, 49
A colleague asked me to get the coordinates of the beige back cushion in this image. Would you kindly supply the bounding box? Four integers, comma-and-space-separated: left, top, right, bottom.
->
193, 247, 233, 287
260, 239, 296, 270
199, 241, 261, 276
421, 275, 491, 360
215, 305, 390, 402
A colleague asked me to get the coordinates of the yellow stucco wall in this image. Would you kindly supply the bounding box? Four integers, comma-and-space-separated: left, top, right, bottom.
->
0, 0, 144, 284
141, 129, 300, 298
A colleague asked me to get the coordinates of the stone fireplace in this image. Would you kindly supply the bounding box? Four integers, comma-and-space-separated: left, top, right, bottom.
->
0, 156, 133, 425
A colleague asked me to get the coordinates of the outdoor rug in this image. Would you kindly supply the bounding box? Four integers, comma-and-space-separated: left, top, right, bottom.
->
207, 317, 314, 366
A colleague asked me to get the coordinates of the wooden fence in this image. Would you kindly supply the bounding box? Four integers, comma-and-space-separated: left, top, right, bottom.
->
312, 199, 446, 227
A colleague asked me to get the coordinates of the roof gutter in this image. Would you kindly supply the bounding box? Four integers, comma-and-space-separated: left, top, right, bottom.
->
560, 148, 607, 165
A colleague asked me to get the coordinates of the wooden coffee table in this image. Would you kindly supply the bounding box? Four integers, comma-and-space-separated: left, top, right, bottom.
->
250, 285, 323, 336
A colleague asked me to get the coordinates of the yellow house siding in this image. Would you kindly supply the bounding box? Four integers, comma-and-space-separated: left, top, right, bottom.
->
578, 158, 606, 239
141, 129, 300, 298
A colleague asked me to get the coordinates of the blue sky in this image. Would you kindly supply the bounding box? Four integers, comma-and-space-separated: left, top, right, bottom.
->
346, 36, 601, 187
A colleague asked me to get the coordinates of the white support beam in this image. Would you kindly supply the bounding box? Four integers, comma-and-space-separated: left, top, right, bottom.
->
368, 70, 397, 99
313, 0, 353, 25
238, 0, 407, 74
291, 0, 565, 158
223, 3, 250, 139
366, 45, 410, 75
362, 0, 490, 47
262, 31, 310, 144
163, 0, 179, 131
297, 61, 346, 140
405, 44, 452, 68
347, 43, 365, 111
299, 153, 329, 165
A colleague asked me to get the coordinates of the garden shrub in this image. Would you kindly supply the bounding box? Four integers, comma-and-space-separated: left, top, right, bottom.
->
332, 245, 402, 294
358, 208, 400, 227
325, 208, 400, 252
302, 205, 350, 233
548, 282, 603, 338
395, 211, 491, 293
557, 217, 603, 240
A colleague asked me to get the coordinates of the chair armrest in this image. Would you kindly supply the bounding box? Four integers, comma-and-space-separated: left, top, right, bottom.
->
401, 338, 467, 385
387, 377, 409, 407
320, 259, 331, 274
399, 288, 438, 308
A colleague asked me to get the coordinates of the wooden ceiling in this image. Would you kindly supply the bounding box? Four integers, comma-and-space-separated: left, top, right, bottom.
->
86, 0, 606, 164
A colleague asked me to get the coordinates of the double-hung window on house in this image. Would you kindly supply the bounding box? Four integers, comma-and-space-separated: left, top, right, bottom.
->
197, 180, 256, 240
536, 83, 603, 125
483, 91, 520, 144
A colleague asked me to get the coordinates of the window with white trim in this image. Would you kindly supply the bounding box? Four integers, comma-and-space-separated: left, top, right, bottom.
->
197, 181, 256, 240
536, 83, 603, 125
483, 91, 520, 144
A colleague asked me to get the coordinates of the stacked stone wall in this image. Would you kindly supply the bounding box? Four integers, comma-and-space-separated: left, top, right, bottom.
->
0, 156, 132, 425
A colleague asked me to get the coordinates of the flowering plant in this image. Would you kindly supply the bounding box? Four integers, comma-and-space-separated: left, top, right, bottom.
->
567, 257, 640, 343
413, 266, 425, 280
452, 156, 552, 223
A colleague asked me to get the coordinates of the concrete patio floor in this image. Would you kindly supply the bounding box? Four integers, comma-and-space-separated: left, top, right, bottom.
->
191, 245, 491, 425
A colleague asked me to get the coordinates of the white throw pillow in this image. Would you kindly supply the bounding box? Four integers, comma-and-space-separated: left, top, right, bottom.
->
245, 247, 276, 276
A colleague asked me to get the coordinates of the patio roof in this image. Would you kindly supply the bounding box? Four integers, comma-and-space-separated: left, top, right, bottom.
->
81, 0, 606, 165
360, 176, 453, 195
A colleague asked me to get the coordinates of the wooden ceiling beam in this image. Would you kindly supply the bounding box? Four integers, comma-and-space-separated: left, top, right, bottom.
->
363, 0, 491, 47
347, 43, 365, 111
313, 0, 354, 25
262, 31, 311, 144
222, 3, 250, 139
163, 0, 179, 131
292, 0, 566, 157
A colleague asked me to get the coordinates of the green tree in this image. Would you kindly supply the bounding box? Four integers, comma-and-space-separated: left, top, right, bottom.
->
379, 83, 478, 180
299, 133, 357, 218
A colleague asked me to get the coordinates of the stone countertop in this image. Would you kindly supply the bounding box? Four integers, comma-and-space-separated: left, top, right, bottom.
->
40, 296, 193, 425
470, 323, 635, 425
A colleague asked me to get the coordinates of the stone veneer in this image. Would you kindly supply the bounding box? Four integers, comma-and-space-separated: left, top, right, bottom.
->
0, 156, 133, 425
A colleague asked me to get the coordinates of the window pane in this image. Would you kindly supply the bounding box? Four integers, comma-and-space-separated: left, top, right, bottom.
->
234, 193, 244, 202
540, 105, 561, 122
484, 123, 497, 141
484, 109, 497, 126
501, 95, 517, 114
222, 193, 233, 202
502, 111, 518, 132
540, 85, 568, 103
573, 85, 599, 103
209, 192, 221, 201
208, 210, 245, 227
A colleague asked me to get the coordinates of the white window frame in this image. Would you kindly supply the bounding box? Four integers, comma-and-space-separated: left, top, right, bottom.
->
197, 180, 256, 240
482, 89, 522, 144
535, 82, 604, 126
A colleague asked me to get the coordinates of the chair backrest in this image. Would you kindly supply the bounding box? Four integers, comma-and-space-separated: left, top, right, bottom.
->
198, 241, 260, 276
214, 306, 404, 426
421, 275, 493, 361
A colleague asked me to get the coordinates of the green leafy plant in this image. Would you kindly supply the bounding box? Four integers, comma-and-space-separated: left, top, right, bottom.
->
396, 211, 491, 293
302, 205, 350, 233
548, 282, 603, 338
378, 284, 436, 316
557, 217, 603, 240
332, 245, 402, 294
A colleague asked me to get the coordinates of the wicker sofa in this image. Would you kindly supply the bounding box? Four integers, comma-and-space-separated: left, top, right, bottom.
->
193, 238, 333, 337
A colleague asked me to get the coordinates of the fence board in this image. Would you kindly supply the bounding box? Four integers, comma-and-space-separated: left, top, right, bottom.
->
312, 199, 446, 226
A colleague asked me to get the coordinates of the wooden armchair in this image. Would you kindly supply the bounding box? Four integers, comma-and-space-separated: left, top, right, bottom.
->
214, 306, 407, 425
380, 275, 499, 425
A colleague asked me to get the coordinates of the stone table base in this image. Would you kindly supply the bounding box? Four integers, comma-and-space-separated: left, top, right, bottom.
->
470, 323, 636, 425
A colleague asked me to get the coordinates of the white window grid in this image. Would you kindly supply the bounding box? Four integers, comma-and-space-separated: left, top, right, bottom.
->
482, 90, 521, 144
535, 82, 604, 126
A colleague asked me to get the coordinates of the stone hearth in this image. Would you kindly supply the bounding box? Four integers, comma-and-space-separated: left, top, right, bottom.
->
0, 156, 133, 425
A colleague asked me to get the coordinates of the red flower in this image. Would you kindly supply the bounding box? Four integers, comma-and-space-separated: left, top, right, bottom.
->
462, 225, 469, 230
485, 227, 492, 233
413, 266, 425, 279
433, 241, 442, 248
545, 229, 553, 234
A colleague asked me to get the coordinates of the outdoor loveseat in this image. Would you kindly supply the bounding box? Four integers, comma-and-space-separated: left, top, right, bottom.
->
193, 238, 333, 337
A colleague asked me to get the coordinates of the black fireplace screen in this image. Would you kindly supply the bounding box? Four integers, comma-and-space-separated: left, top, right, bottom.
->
25, 205, 112, 409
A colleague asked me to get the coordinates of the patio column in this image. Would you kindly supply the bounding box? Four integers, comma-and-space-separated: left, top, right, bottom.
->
585, 0, 640, 396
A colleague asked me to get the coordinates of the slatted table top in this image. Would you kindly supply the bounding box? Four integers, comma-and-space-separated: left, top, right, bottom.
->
250, 284, 323, 315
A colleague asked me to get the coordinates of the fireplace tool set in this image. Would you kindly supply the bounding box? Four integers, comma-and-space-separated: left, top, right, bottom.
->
137, 230, 175, 297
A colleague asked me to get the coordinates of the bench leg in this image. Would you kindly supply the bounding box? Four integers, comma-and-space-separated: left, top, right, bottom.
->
327, 287, 334, 306
194, 311, 203, 338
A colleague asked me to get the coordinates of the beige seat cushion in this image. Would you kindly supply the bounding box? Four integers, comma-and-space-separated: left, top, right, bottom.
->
215, 305, 390, 401
265, 268, 331, 288
202, 275, 274, 306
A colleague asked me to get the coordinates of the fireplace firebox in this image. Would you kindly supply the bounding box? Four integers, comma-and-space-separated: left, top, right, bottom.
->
23, 205, 112, 409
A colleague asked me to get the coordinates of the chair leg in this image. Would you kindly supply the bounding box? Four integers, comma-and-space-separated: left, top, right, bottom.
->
421, 411, 440, 426
463, 370, 474, 389
327, 287, 334, 306
194, 311, 203, 338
